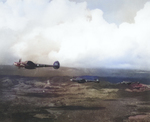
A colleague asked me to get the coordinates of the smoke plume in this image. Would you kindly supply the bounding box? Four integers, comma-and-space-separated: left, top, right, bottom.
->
0, 0, 150, 69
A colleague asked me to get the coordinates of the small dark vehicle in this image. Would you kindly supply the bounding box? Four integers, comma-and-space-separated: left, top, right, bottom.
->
70, 77, 86, 83
70, 76, 99, 83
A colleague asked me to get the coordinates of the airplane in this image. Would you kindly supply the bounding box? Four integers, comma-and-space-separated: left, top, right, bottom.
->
14, 59, 60, 69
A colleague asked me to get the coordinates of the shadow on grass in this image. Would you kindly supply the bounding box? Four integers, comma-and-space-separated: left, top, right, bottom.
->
113, 115, 129, 122
41, 105, 106, 111
20, 92, 81, 98
20, 93, 61, 98
11, 112, 54, 122
0, 103, 105, 122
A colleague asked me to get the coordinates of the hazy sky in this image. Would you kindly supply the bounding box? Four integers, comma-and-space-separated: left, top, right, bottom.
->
72, 0, 150, 24
0, 0, 150, 69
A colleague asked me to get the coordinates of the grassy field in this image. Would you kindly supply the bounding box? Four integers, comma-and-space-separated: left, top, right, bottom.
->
0, 73, 150, 122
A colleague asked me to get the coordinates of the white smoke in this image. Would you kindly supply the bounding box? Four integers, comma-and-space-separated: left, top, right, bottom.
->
0, 0, 150, 69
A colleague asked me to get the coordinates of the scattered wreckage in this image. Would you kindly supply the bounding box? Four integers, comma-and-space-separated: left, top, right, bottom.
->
119, 81, 150, 92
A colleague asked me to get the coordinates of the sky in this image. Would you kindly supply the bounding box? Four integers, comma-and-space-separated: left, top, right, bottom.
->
0, 0, 150, 69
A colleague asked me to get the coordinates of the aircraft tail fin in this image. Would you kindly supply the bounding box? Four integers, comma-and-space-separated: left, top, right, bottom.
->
53, 61, 60, 69
19, 59, 21, 62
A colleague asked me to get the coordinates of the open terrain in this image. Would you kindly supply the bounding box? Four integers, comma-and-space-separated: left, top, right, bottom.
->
0, 65, 150, 122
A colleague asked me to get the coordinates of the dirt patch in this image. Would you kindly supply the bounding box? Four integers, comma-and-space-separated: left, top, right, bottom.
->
128, 114, 150, 122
